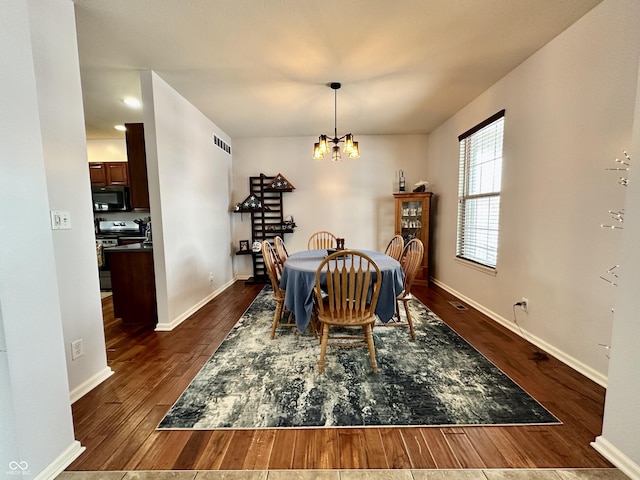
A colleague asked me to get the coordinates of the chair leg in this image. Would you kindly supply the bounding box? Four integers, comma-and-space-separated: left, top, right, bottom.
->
318, 323, 329, 373
270, 299, 283, 340
402, 299, 416, 339
364, 324, 378, 373
309, 308, 319, 340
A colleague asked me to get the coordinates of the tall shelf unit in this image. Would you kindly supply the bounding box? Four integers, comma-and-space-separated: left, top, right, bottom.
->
235, 173, 295, 283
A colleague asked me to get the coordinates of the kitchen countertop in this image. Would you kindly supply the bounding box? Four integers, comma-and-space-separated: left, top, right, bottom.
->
95, 234, 145, 241
118, 235, 146, 241
105, 242, 153, 252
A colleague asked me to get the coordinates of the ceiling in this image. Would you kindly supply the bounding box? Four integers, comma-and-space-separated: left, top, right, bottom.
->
73, 0, 602, 140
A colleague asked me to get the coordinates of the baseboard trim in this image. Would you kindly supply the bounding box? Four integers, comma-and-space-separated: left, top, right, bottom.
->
431, 278, 608, 388
69, 366, 114, 404
592, 436, 640, 479
155, 279, 236, 331
34, 440, 84, 480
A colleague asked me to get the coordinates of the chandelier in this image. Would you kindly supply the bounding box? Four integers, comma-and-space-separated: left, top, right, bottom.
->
313, 82, 360, 161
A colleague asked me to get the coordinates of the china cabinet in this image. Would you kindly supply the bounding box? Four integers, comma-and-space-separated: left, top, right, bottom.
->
393, 192, 432, 286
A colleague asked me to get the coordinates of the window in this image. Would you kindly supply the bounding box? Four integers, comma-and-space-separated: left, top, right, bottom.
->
456, 110, 505, 269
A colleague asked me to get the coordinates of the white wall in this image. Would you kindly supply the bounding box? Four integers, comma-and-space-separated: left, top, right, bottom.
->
0, 0, 84, 477
30, 0, 111, 403
86, 138, 127, 162
231, 134, 428, 276
593, 45, 640, 478
425, 0, 640, 385
141, 71, 235, 330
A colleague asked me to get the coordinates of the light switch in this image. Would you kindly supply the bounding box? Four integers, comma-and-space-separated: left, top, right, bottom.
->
50, 210, 71, 230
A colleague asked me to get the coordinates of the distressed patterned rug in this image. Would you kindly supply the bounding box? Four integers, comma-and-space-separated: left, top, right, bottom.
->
158, 287, 559, 429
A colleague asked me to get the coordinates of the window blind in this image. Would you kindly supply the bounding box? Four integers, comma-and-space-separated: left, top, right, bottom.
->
457, 110, 505, 269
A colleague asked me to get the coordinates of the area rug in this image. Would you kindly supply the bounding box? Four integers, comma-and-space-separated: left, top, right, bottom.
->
158, 287, 559, 429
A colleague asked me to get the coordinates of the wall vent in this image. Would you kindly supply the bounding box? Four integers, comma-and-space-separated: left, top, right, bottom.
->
213, 135, 232, 154
448, 301, 468, 311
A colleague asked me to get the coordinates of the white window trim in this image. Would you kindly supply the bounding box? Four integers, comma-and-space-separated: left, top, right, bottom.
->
455, 256, 498, 276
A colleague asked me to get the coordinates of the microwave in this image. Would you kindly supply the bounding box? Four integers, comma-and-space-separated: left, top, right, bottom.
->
92, 186, 131, 212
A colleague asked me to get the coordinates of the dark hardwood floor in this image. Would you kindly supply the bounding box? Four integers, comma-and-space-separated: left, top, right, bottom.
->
68, 281, 612, 471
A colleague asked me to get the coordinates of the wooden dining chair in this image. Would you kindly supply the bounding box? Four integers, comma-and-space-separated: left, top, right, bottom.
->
262, 240, 296, 339
393, 238, 424, 339
314, 250, 382, 373
274, 236, 289, 264
307, 230, 338, 250
384, 234, 404, 261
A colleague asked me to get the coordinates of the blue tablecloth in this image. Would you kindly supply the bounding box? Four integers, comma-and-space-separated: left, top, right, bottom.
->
280, 249, 404, 332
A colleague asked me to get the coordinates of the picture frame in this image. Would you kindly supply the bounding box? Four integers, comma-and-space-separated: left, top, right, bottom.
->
239, 240, 250, 252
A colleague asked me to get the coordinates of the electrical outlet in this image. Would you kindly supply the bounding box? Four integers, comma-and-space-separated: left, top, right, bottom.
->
71, 339, 84, 360
209, 272, 214, 283
521, 297, 529, 312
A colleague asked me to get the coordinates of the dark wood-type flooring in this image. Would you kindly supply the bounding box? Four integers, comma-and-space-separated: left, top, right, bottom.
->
68, 282, 612, 471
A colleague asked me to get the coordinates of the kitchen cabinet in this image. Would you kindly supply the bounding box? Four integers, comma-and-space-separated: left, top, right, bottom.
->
89, 162, 129, 186
125, 122, 150, 211
106, 243, 156, 327
394, 192, 432, 286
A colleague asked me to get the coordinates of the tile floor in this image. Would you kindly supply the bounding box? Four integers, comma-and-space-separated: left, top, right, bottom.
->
56, 469, 629, 480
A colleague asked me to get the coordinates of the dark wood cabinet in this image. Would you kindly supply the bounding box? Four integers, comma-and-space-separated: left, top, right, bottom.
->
125, 123, 150, 211
105, 162, 129, 185
89, 162, 129, 186
394, 192, 432, 286
107, 246, 156, 327
89, 163, 106, 185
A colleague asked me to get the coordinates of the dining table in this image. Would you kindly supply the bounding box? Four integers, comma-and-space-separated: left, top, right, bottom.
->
279, 249, 405, 332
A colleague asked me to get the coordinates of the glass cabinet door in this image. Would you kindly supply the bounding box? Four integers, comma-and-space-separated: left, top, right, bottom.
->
400, 200, 423, 243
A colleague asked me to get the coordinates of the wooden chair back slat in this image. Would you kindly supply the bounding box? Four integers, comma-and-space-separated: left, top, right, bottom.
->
308, 230, 338, 250
274, 236, 289, 264
384, 234, 404, 261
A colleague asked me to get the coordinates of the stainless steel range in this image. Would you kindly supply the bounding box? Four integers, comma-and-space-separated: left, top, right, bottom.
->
97, 220, 141, 238
96, 220, 146, 290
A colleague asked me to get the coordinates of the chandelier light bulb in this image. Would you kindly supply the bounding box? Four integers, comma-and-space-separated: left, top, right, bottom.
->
318, 135, 329, 154
313, 142, 323, 160
349, 141, 360, 159
331, 145, 342, 162
344, 134, 355, 153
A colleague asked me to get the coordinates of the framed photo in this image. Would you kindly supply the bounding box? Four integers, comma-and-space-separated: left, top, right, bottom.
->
239, 240, 250, 252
